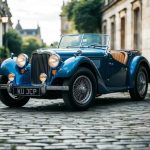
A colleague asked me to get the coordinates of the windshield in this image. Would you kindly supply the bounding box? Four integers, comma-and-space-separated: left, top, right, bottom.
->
59, 34, 109, 49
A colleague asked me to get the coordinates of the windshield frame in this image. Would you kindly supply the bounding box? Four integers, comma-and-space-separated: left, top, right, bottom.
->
58, 34, 110, 49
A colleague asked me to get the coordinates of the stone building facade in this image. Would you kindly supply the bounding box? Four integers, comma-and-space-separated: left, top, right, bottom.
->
0, 0, 12, 47
60, 1, 77, 35
101, 0, 150, 60
15, 20, 42, 40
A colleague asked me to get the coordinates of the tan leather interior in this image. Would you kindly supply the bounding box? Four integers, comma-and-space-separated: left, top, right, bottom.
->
111, 50, 128, 65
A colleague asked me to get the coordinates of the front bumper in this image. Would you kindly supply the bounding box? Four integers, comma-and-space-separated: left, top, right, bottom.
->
0, 83, 69, 96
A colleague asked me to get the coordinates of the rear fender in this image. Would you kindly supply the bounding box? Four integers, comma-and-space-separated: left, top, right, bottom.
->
128, 56, 150, 87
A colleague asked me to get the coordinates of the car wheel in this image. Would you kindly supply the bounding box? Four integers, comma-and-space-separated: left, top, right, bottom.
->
0, 77, 30, 107
129, 66, 148, 100
62, 67, 96, 111
0, 89, 30, 107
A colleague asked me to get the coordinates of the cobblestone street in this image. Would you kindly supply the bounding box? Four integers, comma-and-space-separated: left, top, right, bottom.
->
0, 92, 149, 150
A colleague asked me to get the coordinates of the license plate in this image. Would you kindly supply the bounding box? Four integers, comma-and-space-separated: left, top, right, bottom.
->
13, 87, 40, 96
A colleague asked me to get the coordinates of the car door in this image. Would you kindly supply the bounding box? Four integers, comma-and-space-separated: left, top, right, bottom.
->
106, 53, 128, 87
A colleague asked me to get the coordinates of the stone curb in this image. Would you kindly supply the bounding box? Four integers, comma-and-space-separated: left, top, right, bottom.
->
147, 93, 150, 98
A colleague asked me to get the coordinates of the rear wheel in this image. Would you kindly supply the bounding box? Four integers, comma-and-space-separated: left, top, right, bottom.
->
129, 66, 148, 100
62, 67, 96, 111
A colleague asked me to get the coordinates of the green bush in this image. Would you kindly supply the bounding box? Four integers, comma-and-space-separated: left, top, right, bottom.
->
22, 36, 43, 57
0, 47, 10, 63
3, 29, 23, 55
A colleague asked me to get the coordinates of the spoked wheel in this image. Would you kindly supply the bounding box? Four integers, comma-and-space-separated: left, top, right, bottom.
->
62, 67, 96, 111
129, 66, 148, 100
73, 75, 93, 105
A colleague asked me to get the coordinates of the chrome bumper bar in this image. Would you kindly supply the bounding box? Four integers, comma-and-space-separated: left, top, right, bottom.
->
0, 84, 69, 96
0, 84, 7, 89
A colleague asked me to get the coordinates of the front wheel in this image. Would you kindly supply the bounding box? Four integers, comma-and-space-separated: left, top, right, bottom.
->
129, 66, 148, 100
62, 67, 96, 111
0, 89, 30, 107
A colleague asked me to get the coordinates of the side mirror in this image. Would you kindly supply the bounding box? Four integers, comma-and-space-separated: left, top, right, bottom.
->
50, 44, 54, 47
11, 53, 14, 59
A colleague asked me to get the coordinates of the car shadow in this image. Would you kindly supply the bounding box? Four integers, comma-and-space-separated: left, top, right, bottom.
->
2, 96, 148, 113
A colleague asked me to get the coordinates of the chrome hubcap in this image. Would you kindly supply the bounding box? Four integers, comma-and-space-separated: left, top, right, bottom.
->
73, 75, 92, 105
8, 90, 24, 100
137, 71, 147, 96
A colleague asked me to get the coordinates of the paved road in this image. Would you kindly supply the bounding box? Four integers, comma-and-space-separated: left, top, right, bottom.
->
0, 93, 149, 150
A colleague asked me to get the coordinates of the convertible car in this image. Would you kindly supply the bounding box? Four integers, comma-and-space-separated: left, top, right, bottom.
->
0, 34, 149, 110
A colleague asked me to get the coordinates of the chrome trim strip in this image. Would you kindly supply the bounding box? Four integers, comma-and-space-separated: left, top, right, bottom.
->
46, 86, 69, 91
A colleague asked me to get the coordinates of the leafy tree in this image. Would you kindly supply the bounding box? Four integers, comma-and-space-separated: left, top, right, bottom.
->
64, 0, 103, 33
0, 47, 10, 63
22, 36, 43, 57
3, 29, 22, 55
63, 0, 78, 20
50, 41, 59, 48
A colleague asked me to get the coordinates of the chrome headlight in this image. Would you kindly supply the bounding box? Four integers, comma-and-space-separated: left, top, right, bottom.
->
16, 53, 28, 68
48, 54, 60, 68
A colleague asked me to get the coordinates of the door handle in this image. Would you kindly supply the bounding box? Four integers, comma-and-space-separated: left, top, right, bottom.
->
108, 62, 114, 66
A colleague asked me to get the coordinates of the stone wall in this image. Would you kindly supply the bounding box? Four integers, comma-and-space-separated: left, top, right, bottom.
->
102, 0, 150, 61
142, 0, 150, 60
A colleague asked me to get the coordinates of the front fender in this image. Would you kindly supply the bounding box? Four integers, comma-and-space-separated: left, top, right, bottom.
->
56, 56, 89, 78
0, 58, 17, 76
0, 58, 31, 85
55, 56, 108, 94
128, 56, 150, 87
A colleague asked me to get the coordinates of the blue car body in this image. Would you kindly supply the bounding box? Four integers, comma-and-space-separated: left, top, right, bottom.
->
0, 47, 149, 94
0, 34, 149, 109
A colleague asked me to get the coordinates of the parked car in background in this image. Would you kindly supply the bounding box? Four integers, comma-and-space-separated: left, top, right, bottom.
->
0, 34, 149, 110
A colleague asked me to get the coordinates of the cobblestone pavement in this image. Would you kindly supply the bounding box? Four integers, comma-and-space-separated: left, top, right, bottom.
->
0, 93, 149, 150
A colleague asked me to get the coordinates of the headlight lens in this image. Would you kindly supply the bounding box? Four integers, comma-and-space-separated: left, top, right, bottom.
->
48, 54, 60, 68
16, 54, 28, 68
8, 73, 15, 82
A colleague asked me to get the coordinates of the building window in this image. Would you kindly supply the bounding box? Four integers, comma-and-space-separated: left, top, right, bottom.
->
120, 17, 126, 49
102, 20, 107, 34
103, 25, 107, 34
133, 7, 141, 50
111, 22, 115, 49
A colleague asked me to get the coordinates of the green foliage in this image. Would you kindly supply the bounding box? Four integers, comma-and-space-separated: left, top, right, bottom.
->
3, 29, 23, 55
63, 0, 78, 20
50, 41, 59, 48
22, 36, 43, 57
0, 47, 10, 63
63, 0, 103, 33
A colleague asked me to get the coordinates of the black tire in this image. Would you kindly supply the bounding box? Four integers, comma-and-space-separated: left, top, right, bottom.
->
62, 67, 96, 111
129, 66, 148, 101
0, 89, 30, 107
0, 77, 30, 107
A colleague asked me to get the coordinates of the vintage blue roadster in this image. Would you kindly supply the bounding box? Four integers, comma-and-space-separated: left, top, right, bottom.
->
0, 34, 149, 110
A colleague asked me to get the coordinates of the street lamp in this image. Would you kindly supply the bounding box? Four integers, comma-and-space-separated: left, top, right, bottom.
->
2, 15, 8, 54
2, 16, 8, 23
